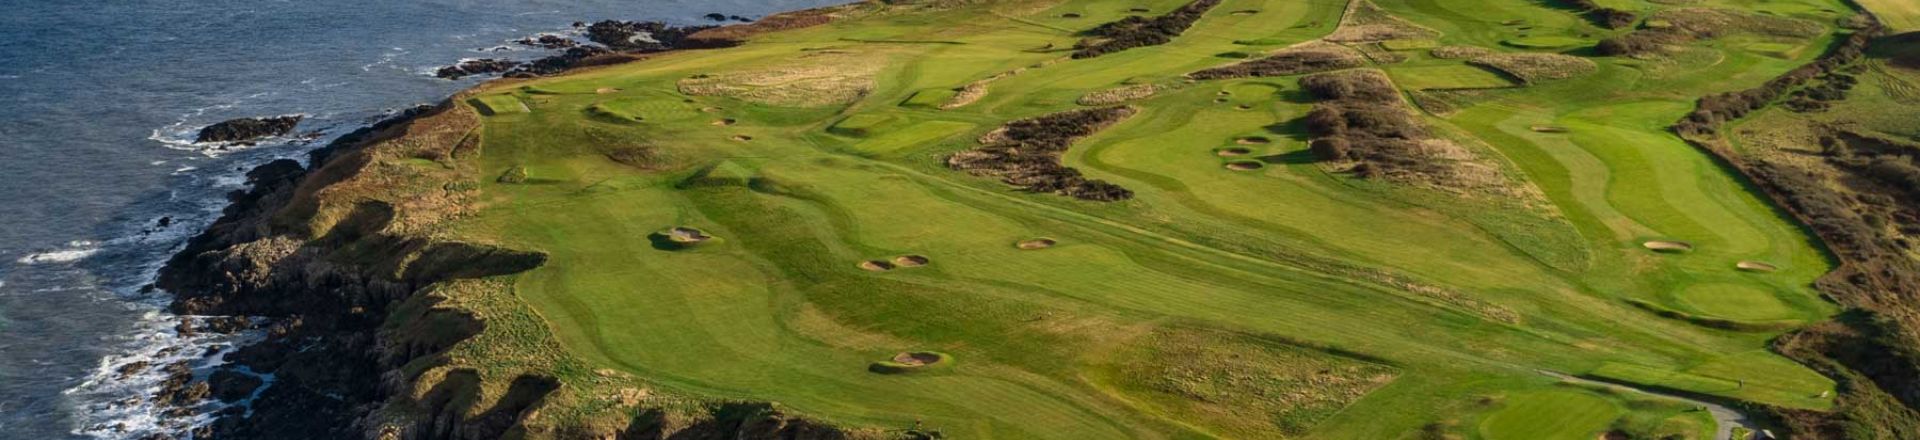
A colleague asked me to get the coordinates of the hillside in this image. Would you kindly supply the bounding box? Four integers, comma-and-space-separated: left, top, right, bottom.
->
156, 0, 1920, 439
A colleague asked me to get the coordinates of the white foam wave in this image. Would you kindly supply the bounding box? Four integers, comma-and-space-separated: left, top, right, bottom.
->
17, 241, 102, 265
66, 312, 268, 439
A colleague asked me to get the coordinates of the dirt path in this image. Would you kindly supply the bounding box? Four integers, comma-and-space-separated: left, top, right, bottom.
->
1538, 370, 1757, 440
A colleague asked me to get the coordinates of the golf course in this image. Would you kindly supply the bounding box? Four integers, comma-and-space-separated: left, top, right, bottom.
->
352, 0, 1920, 437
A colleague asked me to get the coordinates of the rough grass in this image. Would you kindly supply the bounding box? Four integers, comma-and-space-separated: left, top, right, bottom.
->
1388, 64, 1519, 90
1859, 0, 1920, 32
1100, 328, 1396, 438
470, 94, 529, 115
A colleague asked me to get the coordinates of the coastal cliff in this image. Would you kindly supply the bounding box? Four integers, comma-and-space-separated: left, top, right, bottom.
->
147, 4, 912, 439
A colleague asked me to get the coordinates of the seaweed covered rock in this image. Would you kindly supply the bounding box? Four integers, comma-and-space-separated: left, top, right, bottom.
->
434, 58, 521, 80
195, 115, 303, 144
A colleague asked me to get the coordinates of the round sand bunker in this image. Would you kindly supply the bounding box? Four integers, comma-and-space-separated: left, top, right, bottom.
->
650, 226, 716, 250
1642, 240, 1694, 253
892, 255, 930, 268
868, 351, 953, 374
1225, 161, 1265, 171
1016, 238, 1057, 250
1736, 261, 1779, 272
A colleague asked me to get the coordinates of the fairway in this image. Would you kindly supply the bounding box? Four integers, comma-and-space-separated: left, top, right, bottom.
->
382, 0, 1877, 437
1477, 390, 1623, 440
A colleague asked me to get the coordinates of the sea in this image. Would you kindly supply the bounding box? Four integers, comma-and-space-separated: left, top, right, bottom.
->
0, 1, 842, 437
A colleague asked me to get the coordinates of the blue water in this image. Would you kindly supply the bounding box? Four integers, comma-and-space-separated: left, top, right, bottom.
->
0, 1, 842, 437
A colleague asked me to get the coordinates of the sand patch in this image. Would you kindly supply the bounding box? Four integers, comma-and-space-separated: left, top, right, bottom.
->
1236, 136, 1272, 145
711, 118, 737, 126
1216, 147, 1253, 157
730, 135, 754, 142
891, 352, 943, 366
1231, 9, 1259, 16
1736, 261, 1779, 272
1016, 238, 1058, 250
595, 87, 621, 94
1643, 240, 1695, 253
1530, 125, 1570, 133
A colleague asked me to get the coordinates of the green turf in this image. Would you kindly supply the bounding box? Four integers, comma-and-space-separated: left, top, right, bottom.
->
423, 0, 1866, 436
470, 94, 528, 115
1477, 389, 1623, 440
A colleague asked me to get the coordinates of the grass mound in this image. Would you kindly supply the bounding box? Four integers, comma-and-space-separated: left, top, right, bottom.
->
828, 114, 897, 137
900, 88, 958, 108
868, 351, 953, 374
1678, 283, 1794, 321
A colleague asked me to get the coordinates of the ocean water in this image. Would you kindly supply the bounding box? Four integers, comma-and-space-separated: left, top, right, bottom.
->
0, 1, 842, 437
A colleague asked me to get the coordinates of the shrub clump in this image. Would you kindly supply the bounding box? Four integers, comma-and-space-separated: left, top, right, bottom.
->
1555, 0, 1638, 29
1296, 70, 1501, 192
1072, 0, 1222, 59
1468, 53, 1598, 83
1598, 8, 1824, 57
1188, 46, 1366, 80
948, 106, 1138, 201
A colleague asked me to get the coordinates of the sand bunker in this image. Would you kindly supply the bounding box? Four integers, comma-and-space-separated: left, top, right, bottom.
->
1530, 125, 1570, 133
730, 135, 754, 142
1216, 147, 1253, 157
711, 118, 737, 126
891, 352, 942, 366
858, 260, 896, 271
1061, 13, 1082, 18
595, 87, 621, 94
1128, 7, 1150, 12
663, 227, 712, 243
1643, 240, 1695, 253
1016, 238, 1058, 250
1231, 9, 1259, 16
1214, 98, 1230, 103
1236, 104, 1254, 110
892, 255, 930, 267
700, 106, 723, 113
1225, 161, 1265, 171
1736, 261, 1779, 272
1235, 136, 1272, 145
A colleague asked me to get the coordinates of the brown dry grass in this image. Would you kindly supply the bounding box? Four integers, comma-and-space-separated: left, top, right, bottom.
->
676, 51, 884, 107
1469, 53, 1598, 83
1326, 0, 1441, 43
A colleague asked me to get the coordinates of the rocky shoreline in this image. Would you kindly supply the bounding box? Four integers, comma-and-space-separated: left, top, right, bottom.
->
132, 5, 892, 439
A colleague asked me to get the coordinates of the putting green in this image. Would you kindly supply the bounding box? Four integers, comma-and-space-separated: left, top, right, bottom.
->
1477, 390, 1623, 440
1677, 282, 1795, 321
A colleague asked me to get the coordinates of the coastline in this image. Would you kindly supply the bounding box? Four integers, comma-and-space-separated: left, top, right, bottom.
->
118, 4, 884, 439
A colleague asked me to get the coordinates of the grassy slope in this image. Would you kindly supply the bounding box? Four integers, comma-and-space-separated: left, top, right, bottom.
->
438, 0, 1862, 437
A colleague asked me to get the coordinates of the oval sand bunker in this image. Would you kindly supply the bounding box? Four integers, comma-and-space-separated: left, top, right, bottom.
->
1736, 261, 1779, 272
1235, 136, 1272, 145
868, 351, 953, 374
1225, 161, 1265, 171
1016, 238, 1057, 250
892, 255, 930, 267
858, 260, 896, 272
1216, 147, 1253, 157
1642, 240, 1694, 253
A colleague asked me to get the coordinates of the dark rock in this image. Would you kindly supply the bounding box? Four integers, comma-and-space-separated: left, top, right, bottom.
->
512, 34, 576, 49
195, 116, 302, 144
208, 369, 264, 403
115, 361, 151, 379
704, 13, 729, 21
584, 20, 716, 52
433, 58, 521, 80
503, 45, 614, 78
